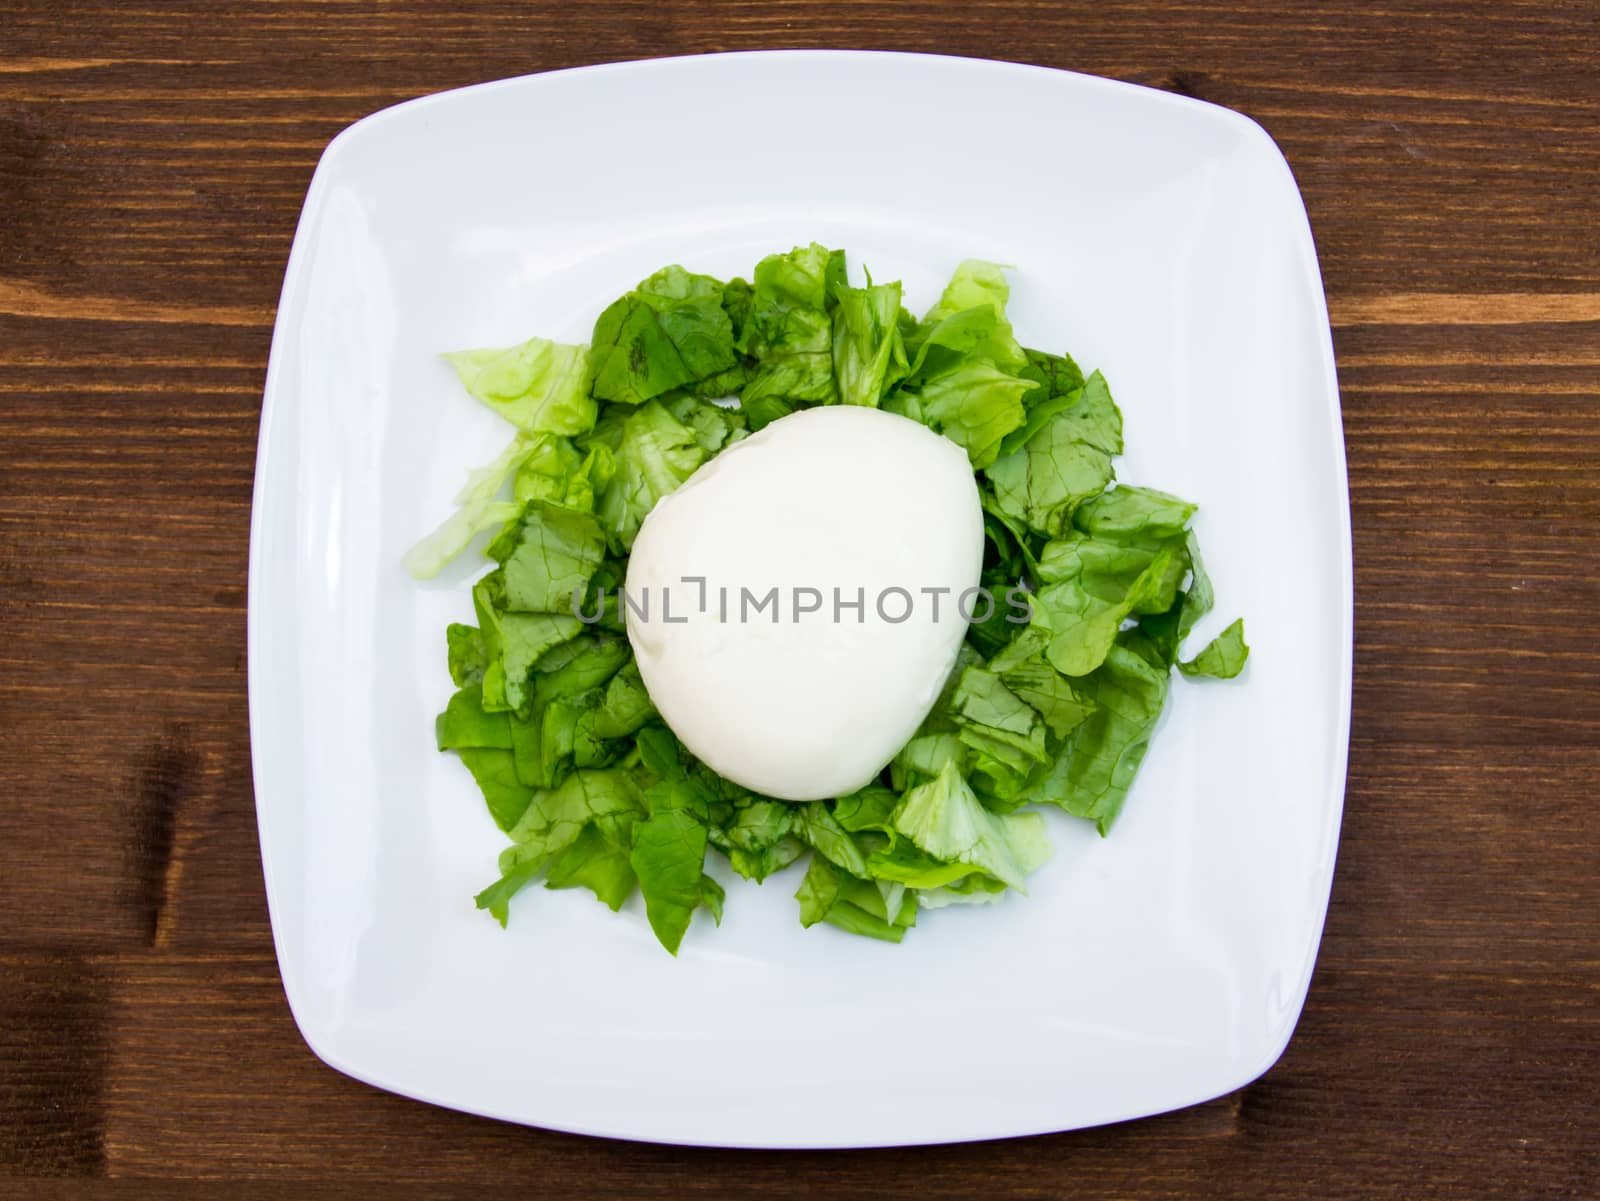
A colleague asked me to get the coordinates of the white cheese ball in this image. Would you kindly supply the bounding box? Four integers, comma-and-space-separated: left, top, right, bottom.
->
624, 405, 984, 801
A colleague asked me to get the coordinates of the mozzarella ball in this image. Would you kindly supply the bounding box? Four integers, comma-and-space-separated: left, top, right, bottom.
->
625, 405, 984, 801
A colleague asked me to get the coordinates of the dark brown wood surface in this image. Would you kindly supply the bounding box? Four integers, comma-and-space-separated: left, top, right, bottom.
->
1, 1, 1596, 1196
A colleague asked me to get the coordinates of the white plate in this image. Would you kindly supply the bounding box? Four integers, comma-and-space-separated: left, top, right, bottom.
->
249, 51, 1351, 1148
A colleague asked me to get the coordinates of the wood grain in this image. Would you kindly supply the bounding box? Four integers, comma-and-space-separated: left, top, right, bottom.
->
1, 1, 1596, 1196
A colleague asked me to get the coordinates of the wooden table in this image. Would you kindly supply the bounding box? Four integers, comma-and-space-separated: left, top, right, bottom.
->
2, 2, 1595, 1196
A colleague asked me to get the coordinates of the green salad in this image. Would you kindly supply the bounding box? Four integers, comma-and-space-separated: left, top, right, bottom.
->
410, 245, 1248, 954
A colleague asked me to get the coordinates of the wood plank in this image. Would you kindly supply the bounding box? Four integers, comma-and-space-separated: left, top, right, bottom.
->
77, 946, 1599, 1192
0, 0, 1596, 1194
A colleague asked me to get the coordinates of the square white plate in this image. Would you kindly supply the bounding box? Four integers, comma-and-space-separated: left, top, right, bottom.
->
249, 51, 1351, 1148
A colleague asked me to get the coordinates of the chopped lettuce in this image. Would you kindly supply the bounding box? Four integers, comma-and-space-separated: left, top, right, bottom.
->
987, 370, 1123, 537
796, 856, 917, 943
914, 259, 1028, 375
588, 660, 657, 739
949, 666, 1049, 799
403, 430, 535, 579
458, 748, 535, 832
1031, 532, 1187, 677
443, 337, 595, 435
630, 781, 715, 955
435, 684, 512, 751
911, 361, 1035, 470
488, 500, 606, 614
1180, 617, 1251, 679
891, 761, 1041, 890
1074, 485, 1197, 543
832, 281, 910, 407
594, 400, 706, 552
712, 798, 804, 882
418, 246, 1251, 952
993, 654, 1094, 741
663, 393, 746, 453
588, 266, 741, 406
1007, 349, 1087, 447
402, 496, 522, 581
403, 339, 598, 579
473, 571, 582, 715
446, 623, 487, 687
737, 244, 845, 408
543, 824, 636, 911
1025, 639, 1171, 834
512, 435, 613, 511
791, 802, 871, 878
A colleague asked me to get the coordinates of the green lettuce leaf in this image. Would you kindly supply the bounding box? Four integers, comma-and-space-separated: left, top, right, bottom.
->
740, 244, 845, 346
904, 304, 1002, 383
864, 842, 986, 889
473, 858, 544, 926
1013, 347, 1085, 413
795, 854, 840, 927
832, 281, 910, 407
506, 767, 646, 858
1179, 617, 1250, 679
948, 666, 1050, 798
720, 277, 755, 347
633, 723, 687, 783
987, 370, 1123, 537
487, 500, 607, 614
1026, 639, 1170, 833
473, 572, 582, 714
1137, 529, 1212, 667
404, 430, 557, 580
542, 823, 635, 911
587, 659, 657, 740
530, 695, 605, 788
436, 684, 513, 750
472, 768, 646, 924
1074, 485, 1196, 543
458, 748, 535, 831
1027, 483, 1201, 678
915, 874, 1012, 909
740, 317, 836, 405
871, 806, 1050, 891
832, 785, 901, 834
966, 509, 1036, 657
588, 266, 741, 406
993, 655, 1094, 740
795, 856, 917, 943
892, 732, 967, 787
443, 336, 595, 435
710, 797, 803, 882
791, 802, 871, 878
511, 436, 614, 512
1001, 362, 1115, 455
891, 760, 1044, 890
446, 623, 487, 687
499, 635, 632, 785
915, 259, 1027, 374
1177, 531, 1216, 642
1032, 532, 1188, 678
737, 244, 845, 406
630, 781, 714, 955
739, 395, 796, 432
532, 633, 631, 700
699, 873, 726, 925
401, 498, 521, 580
912, 360, 1034, 469
663, 393, 747, 453
595, 400, 706, 552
